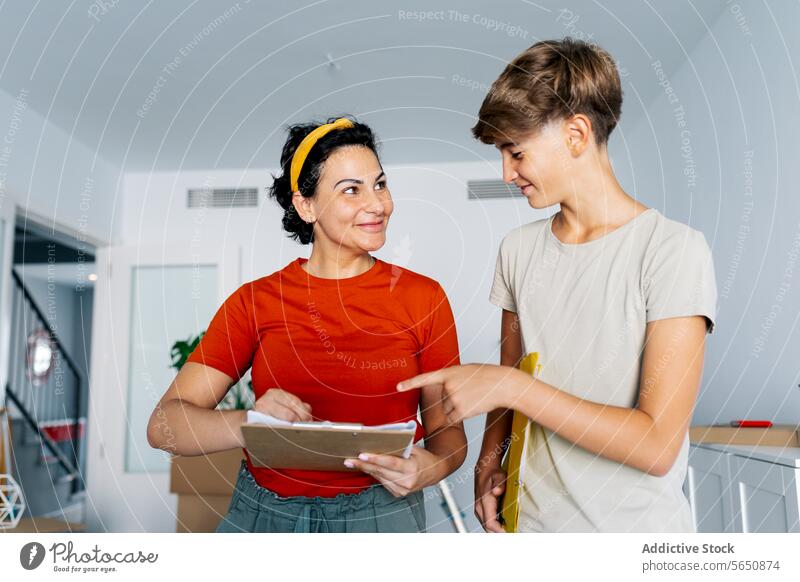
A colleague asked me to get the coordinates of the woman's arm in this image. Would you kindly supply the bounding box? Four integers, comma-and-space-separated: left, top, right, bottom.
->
418, 381, 468, 481
399, 315, 709, 477
147, 362, 314, 456
146, 363, 247, 456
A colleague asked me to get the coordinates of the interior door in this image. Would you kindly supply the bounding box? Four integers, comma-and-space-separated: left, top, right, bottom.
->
0, 201, 16, 480
0, 201, 15, 404
85, 242, 239, 532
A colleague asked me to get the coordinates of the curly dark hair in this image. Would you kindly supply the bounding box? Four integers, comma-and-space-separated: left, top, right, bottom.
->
268, 116, 381, 244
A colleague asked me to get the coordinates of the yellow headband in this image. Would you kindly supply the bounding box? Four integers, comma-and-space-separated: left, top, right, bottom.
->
290, 118, 355, 192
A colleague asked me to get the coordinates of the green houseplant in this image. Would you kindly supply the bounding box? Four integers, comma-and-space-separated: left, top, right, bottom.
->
169, 332, 254, 411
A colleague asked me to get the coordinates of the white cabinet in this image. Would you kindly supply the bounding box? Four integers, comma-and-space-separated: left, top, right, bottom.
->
730, 455, 800, 533
687, 445, 736, 532
686, 443, 800, 533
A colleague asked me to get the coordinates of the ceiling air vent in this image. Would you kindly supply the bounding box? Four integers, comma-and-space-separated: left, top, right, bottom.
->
467, 179, 521, 200
187, 187, 259, 209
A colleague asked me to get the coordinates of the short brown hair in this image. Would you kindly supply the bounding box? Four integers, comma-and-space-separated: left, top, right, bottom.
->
472, 38, 622, 146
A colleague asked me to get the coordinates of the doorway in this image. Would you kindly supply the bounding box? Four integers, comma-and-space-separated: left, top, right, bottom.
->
2, 215, 95, 530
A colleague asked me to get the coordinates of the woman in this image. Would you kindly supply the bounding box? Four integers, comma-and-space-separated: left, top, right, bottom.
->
147, 117, 467, 532
399, 39, 717, 533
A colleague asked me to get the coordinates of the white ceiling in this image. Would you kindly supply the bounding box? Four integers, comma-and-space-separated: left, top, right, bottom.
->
0, 0, 727, 171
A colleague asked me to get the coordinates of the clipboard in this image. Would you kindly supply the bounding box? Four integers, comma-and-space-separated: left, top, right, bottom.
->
241, 411, 417, 472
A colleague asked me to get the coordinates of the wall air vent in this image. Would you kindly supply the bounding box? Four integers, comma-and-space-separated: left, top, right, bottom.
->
187, 187, 259, 208
467, 179, 521, 200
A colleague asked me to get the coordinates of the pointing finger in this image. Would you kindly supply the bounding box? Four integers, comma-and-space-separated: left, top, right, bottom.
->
397, 370, 447, 392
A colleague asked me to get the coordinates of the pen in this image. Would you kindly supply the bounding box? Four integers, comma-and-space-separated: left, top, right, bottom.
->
730, 420, 773, 428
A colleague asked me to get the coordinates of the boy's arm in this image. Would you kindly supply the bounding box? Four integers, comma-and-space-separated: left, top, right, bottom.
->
478, 310, 521, 465
401, 316, 708, 478
509, 316, 707, 476
474, 309, 521, 532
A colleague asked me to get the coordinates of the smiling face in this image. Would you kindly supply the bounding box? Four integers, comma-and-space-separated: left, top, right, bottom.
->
496, 119, 581, 209
293, 145, 392, 254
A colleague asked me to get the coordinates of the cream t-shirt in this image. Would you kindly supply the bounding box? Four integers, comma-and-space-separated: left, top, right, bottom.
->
490, 208, 717, 533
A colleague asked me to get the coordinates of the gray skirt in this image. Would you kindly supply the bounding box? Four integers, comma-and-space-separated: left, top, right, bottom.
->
215, 460, 426, 533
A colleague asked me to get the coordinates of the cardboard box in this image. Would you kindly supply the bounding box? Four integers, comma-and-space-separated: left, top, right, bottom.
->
170, 448, 244, 496
170, 449, 244, 532
690, 425, 800, 447
175, 495, 232, 533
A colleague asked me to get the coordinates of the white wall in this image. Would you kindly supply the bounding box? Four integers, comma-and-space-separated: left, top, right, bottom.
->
0, 88, 122, 245
617, 2, 800, 424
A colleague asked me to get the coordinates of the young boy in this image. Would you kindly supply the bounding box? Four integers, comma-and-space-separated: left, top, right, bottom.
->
398, 38, 717, 532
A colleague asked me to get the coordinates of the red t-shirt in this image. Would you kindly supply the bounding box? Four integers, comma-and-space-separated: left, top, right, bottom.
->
186, 257, 460, 497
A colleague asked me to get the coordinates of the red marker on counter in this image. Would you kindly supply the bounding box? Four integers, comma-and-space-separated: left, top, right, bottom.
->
730, 420, 773, 428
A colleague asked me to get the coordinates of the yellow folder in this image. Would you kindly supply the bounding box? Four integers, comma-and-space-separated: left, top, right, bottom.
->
500, 352, 539, 533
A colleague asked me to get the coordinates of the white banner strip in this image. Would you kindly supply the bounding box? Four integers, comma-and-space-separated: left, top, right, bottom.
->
2, 533, 799, 581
